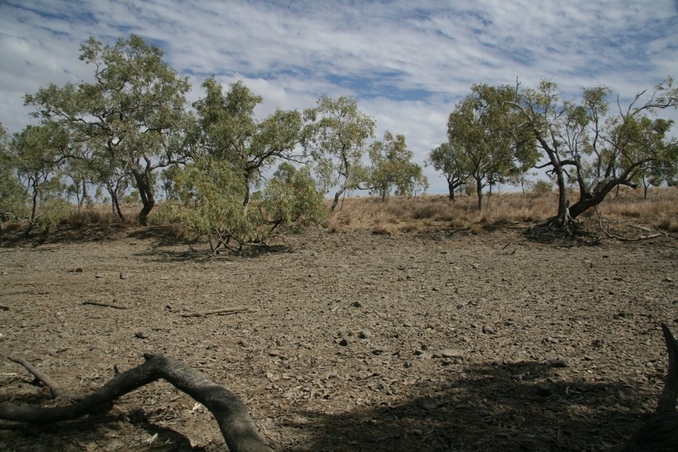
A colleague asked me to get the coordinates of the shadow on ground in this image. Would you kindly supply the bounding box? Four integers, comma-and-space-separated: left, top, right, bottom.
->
281, 360, 656, 451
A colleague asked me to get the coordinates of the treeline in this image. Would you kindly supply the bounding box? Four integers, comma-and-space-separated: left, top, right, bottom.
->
1, 34, 677, 249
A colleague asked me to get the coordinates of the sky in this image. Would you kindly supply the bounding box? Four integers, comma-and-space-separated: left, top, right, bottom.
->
1, 0, 677, 194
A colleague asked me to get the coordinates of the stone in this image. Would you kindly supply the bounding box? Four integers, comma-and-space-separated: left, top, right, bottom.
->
358, 329, 372, 339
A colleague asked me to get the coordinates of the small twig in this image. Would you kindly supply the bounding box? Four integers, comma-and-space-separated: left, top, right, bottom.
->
631, 224, 653, 233
81, 301, 127, 309
180, 307, 258, 318
7, 356, 64, 398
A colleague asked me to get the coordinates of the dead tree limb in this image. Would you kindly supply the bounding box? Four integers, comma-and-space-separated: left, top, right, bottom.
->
180, 307, 258, 317
615, 323, 678, 451
0, 354, 271, 452
7, 356, 64, 399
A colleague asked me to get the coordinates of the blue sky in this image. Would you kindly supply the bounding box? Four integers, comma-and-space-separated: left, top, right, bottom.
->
1, 0, 677, 194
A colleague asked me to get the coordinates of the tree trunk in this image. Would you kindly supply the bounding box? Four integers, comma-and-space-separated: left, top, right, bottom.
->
133, 170, 155, 226
616, 324, 678, 451
330, 187, 347, 213
447, 180, 456, 201
0, 354, 272, 452
476, 178, 483, 211
107, 185, 125, 223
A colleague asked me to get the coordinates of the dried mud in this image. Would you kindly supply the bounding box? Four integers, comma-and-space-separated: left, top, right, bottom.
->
0, 226, 677, 451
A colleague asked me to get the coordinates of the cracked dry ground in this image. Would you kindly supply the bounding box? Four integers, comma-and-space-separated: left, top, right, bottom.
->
0, 227, 677, 451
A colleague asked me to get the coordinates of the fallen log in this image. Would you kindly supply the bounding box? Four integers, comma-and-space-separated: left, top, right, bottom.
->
615, 323, 678, 451
0, 353, 271, 452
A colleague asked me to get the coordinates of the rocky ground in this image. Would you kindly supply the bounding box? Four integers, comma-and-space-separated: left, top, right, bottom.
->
0, 225, 677, 451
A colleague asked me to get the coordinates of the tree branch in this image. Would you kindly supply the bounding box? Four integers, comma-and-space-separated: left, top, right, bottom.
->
0, 354, 271, 452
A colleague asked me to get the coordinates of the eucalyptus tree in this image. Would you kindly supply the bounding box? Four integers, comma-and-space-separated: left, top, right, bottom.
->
513, 78, 678, 223
25, 34, 193, 225
194, 77, 304, 210
447, 84, 537, 211
303, 96, 375, 212
161, 78, 323, 252
426, 142, 468, 201
368, 131, 428, 201
0, 124, 27, 228
11, 123, 71, 236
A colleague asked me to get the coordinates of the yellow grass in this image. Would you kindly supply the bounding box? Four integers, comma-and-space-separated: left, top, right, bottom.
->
7, 187, 670, 239
324, 187, 678, 235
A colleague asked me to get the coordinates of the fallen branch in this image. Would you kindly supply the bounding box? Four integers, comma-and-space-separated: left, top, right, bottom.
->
81, 301, 127, 309
180, 307, 258, 317
7, 356, 64, 399
617, 323, 678, 451
596, 211, 662, 242
1, 354, 271, 452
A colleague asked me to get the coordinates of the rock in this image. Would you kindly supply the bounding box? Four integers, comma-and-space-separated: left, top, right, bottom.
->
351, 301, 362, 308
664, 277, 674, 283
120, 273, 128, 280
358, 329, 372, 339
134, 331, 148, 339
418, 397, 438, 410
482, 325, 495, 334
339, 338, 349, 346
435, 349, 464, 359
535, 381, 556, 397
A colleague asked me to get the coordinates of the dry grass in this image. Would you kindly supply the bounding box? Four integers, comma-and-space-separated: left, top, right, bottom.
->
325, 187, 678, 235
5, 189, 675, 242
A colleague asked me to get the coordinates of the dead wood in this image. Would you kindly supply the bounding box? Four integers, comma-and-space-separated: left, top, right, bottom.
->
615, 323, 678, 451
81, 301, 127, 309
7, 356, 65, 399
180, 307, 258, 317
0, 354, 272, 452
596, 211, 663, 242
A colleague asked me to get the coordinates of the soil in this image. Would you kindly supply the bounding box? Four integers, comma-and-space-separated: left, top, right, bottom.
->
0, 225, 677, 451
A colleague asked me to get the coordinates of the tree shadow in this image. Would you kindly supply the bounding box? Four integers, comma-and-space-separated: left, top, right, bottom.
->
282, 360, 658, 451
0, 409, 200, 451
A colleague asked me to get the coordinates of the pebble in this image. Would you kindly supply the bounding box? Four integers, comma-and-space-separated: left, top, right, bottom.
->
358, 329, 372, 339
482, 325, 495, 334
418, 397, 438, 410
435, 349, 464, 359
535, 381, 556, 397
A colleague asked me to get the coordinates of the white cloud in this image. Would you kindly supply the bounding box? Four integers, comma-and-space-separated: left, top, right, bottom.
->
1, 0, 676, 194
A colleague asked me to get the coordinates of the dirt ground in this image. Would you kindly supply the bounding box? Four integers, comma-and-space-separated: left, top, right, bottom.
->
0, 225, 677, 451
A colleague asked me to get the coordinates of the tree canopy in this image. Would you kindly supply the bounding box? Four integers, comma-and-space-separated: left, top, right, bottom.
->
25, 34, 193, 225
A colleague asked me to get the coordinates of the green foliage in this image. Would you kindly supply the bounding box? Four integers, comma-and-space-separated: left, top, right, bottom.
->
517, 77, 678, 219
158, 160, 325, 252
25, 34, 193, 225
532, 180, 553, 196
11, 123, 69, 234
35, 196, 70, 232
303, 96, 375, 211
0, 124, 28, 222
262, 162, 327, 228
368, 132, 428, 200
194, 77, 303, 208
427, 142, 468, 200
447, 84, 538, 210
